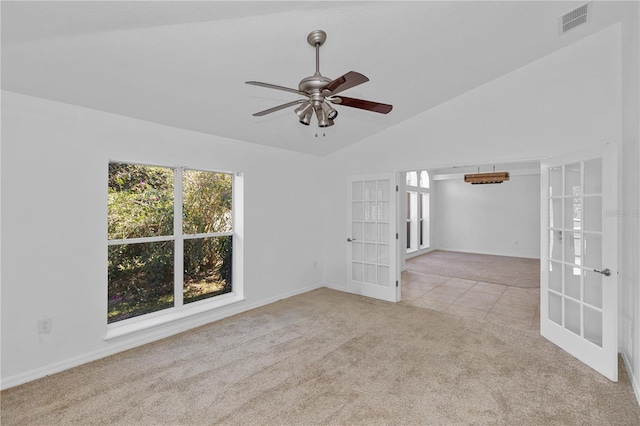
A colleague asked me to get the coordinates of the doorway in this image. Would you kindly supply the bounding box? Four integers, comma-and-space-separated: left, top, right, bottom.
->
399, 146, 618, 381
399, 162, 541, 331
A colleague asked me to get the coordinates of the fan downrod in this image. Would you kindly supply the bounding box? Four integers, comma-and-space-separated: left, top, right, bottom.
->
299, 30, 331, 94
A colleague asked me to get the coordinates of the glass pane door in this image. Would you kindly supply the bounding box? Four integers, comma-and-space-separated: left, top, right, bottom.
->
541, 145, 617, 381
546, 160, 603, 346
348, 174, 397, 302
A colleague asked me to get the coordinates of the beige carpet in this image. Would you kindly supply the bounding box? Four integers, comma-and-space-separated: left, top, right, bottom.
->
2, 288, 638, 425
407, 250, 540, 288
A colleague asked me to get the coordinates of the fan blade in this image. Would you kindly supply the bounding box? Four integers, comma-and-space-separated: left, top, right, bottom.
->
245, 81, 304, 95
332, 96, 393, 114
252, 99, 306, 117
323, 71, 369, 95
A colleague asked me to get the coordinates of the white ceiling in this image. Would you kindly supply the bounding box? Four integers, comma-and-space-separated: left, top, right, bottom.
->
1, 1, 628, 156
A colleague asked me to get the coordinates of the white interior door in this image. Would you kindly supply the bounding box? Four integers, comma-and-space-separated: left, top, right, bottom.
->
540, 145, 618, 381
347, 173, 399, 302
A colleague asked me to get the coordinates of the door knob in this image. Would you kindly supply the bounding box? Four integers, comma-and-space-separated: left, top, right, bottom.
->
347, 238, 356, 242
593, 268, 611, 277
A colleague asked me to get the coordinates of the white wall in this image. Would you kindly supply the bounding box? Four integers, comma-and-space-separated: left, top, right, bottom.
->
619, 1, 640, 405
322, 24, 622, 291
433, 174, 540, 259
0, 92, 325, 388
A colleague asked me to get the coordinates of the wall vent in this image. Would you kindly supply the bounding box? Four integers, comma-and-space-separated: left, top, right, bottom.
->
560, 3, 590, 34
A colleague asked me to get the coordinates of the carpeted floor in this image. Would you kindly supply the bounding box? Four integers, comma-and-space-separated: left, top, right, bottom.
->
2, 288, 638, 425
407, 250, 540, 288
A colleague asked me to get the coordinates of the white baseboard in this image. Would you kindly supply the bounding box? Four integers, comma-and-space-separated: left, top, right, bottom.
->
435, 247, 540, 260
322, 282, 347, 292
405, 247, 437, 260
622, 351, 640, 407
1, 283, 325, 390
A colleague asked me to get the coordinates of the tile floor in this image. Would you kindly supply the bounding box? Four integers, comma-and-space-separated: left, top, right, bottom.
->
401, 270, 540, 332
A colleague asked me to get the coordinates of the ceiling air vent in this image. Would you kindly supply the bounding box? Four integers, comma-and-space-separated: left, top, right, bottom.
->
560, 3, 590, 34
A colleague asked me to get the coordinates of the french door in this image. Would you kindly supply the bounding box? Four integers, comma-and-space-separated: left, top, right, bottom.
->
346, 173, 399, 302
540, 145, 618, 381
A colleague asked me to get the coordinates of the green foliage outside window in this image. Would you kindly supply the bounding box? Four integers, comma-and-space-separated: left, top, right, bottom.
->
183, 170, 232, 234
182, 170, 233, 304
108, 164, 233, 323
108, 163, 174, 239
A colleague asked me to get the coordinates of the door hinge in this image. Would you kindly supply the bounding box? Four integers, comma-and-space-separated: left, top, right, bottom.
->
396, 185, 399, 192
396, 233, 399, 239
396, 280, 399, 287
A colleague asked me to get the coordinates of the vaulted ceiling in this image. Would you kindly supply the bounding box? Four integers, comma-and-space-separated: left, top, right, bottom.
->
1, 1, 628, 156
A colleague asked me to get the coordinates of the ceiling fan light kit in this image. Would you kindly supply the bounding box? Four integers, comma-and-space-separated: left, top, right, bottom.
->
246, 30, 392, 129
294, 102, 314, 125
464, 171, 510, 185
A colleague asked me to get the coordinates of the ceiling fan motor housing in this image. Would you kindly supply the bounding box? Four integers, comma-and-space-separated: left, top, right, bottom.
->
298, 75, 332, 97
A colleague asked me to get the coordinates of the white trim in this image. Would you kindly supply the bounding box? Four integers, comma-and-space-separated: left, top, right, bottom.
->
107, 235, 174, 245
622, 351, 640, 407
404, 170, 432, 254
232, 172, 245, 299
183, 231, 233, 240
105, 292, 243, 341
323, 282, 347, 292
432, 247, 540, 260
400, 156, 548, 175
174, 167, 184, 308
108, 159, 234, 176
405, 247, 436, 260
0, 283, 324, 391
432, 168, 540, 181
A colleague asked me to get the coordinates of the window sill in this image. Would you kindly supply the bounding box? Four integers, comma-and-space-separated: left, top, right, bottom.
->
104, 293, 245, 341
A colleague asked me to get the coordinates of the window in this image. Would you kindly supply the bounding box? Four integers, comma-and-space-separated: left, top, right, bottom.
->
107, 163, 234, 323
419, 170, 430, 189
406, 171, 418, 187
405, 170, 430, 253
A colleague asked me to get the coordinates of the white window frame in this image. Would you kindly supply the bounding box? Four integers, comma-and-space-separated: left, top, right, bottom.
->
405, 170, 431, 257
105, 161, 244, 340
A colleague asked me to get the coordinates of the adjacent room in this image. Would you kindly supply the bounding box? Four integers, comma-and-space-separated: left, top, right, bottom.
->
2, 1, 639, 424
400, 162, 543, 330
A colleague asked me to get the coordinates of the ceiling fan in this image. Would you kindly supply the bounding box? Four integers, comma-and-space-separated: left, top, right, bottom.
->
246, 30, 392, 128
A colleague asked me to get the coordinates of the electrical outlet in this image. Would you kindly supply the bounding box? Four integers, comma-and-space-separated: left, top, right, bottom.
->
38, 318, 52, 334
